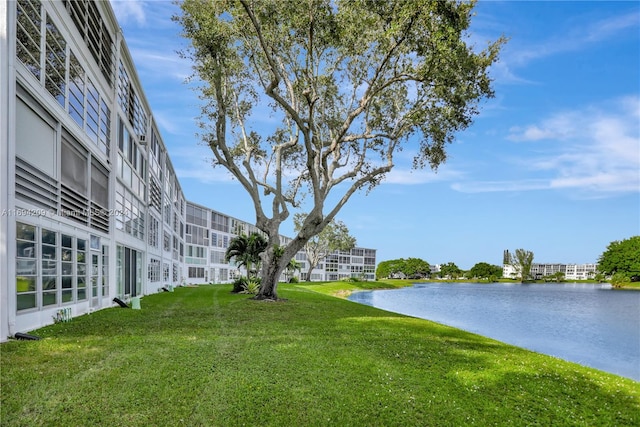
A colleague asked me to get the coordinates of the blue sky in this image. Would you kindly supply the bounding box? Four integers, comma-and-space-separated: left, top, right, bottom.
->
110, 0, 639, 270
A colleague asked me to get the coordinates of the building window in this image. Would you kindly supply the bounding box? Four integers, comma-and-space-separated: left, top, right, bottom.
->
173, 263, 179, 282
102, 245, 109, 297
60, 133, 90, 225
90, 159, 109, 233
148, 259, 160, 282
210, 250, 225, 264
77, 239, 87, 300
16, 223, 90, 310
163, 263, 170, 282
148, 215, 159, 248
86, 79, 100, 144
65, 0, 114, 86
16, 223, 37, 310
115, 182, 145, 241
188, 267, 205, 279
42, 229, 58, 306
45, 16, 67, 106
68, 52, 85, 128
61, 234, 73, 302
117, 118, 146, 200
15, 93, 57, 197
163, 232, 171, 252
117, 60, 147, 135
211, 212, 229, 232
16, 0, 42, 79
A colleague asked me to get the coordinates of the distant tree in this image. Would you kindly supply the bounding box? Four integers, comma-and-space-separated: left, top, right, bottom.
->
468, 262, 502, 281
597, 236, 640, 277
510, 249, 534, 283
225, 232, 268, 278
439, 262, 462, 279
294, 214, 356, 281
376, 258, 430, 279
403, 258, 431, 278
376, 259, 402, 279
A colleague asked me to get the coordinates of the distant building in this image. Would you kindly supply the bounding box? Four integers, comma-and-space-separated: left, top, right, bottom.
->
183, 200, 377, 285
502, 250, 598, 280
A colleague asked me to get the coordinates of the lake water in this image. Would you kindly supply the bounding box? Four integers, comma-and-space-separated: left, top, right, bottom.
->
348, 283, 640, 381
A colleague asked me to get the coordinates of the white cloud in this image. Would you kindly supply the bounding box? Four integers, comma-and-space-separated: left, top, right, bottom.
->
507, 112, 579, 142
451, 179, 550, 193
455, 96, 640, 196
110, 0, 146, 26
496, 9, 639, 84
127, 47, 191, 81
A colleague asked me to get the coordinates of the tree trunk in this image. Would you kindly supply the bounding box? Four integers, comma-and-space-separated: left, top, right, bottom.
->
305, 264, 314, 282
255, 233, 309, 300
256, 247, 287, 300
256, 263, 281, 300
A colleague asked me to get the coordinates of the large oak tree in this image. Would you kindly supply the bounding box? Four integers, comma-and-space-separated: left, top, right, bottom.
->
176, 0, 504, 299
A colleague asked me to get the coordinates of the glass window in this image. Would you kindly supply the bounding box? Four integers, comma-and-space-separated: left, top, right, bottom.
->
16, 222, 37, 310
16, 0, 42, 79
68, 52, 85, 127
77, 239, 87, 300
60, 234, 73, 303
42, 228, 57, 306
102, 245, 109, 297
45, 16, 67, 106
99, 99, 110, 156
86, 79, 100, 143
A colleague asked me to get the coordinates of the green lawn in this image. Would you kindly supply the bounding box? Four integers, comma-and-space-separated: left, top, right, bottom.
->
1, 283, 638, 426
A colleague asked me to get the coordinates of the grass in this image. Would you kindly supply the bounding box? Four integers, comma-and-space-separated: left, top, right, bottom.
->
1, 282, 639, 426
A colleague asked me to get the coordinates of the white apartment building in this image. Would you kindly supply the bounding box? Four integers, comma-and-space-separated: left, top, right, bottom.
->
184, 201, 377, 285
502, 263, 598, 280
1, 0, 376, 342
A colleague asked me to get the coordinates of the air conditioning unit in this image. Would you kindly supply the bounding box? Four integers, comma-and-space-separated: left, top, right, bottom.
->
139, 134, 147, 144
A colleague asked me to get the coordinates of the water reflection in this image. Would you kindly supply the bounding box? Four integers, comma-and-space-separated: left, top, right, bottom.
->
349, 283, 640, 381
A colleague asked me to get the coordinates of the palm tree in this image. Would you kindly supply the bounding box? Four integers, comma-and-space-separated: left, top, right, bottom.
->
225, 232, 267, 278
284, 258, 302, 282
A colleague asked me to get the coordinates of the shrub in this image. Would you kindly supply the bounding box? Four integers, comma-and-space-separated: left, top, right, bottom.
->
242, 277, 261, 295
610, 272, 629, 288
288, 277, 299, 283
231, 277, 248, 293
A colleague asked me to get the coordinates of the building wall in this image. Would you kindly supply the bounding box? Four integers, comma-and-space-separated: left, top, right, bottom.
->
1, 0, 185, 340
1, 0, 11, 341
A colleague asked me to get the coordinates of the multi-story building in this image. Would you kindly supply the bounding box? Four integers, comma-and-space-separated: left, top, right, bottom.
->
1, 0, 376, 342
503, 263, 598, 280
294, 247, 377, 282
184, 200, 376, 285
